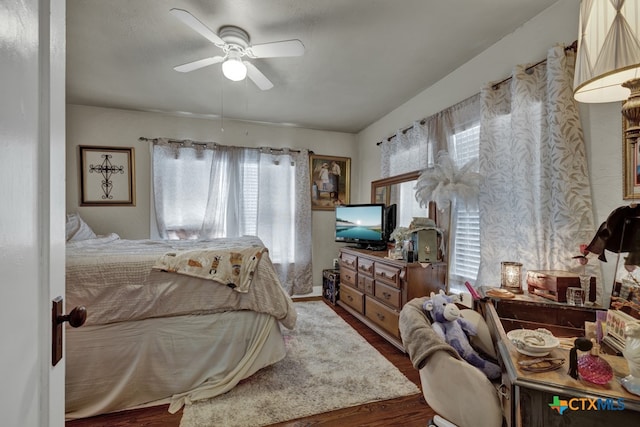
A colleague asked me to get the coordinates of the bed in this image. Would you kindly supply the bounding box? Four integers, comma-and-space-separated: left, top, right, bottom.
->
64, 215, 297, 419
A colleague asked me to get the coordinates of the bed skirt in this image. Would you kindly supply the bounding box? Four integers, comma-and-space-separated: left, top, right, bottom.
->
65, 310, 286, 419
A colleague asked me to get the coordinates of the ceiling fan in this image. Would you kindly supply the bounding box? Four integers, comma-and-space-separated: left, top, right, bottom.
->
170, 8, 305, 90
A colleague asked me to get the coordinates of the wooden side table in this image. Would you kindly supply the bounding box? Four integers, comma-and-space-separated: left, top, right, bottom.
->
481, 299, 640, 426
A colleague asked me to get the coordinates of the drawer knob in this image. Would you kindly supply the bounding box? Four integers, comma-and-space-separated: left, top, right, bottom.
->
383, 292, 391, 299
347, 295, 353, 301
376, 312, 385, 321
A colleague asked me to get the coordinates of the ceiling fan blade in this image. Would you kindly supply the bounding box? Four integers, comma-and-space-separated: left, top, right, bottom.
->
170, 8, 225, 46
174, 56, 224, 73
244, 61, 274, 90
249, 39, 305, 58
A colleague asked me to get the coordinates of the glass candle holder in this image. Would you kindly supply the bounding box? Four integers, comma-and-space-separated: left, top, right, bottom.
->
501, 262, 523, 294
566, 286, 584, 306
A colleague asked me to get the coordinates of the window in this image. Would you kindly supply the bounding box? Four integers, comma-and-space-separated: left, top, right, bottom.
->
396, 180, 425, 227
152, 141, 313, 295
153, 143, 305, 262
449, 125, 481, 290
152, 145, 213, 239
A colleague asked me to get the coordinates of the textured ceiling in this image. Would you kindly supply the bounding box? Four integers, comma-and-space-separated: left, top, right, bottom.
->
66, 0, 560, 133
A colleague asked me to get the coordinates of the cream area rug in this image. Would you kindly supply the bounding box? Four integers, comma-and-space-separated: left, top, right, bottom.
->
180, 301, 420, 427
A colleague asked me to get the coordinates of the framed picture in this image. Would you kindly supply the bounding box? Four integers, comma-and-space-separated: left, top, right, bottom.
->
623, 116, 640, 200
310, 154, 350, 210
79, 146, 136, 206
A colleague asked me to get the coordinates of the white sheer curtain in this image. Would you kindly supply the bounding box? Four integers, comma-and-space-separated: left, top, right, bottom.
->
255, 148, 312, 296
476, 45, 602, 301
380, 96, 480, 179
380, 97, 481, 289
380, 121, 430, 178
199, 145, 259, 239
152, 140, 312, 295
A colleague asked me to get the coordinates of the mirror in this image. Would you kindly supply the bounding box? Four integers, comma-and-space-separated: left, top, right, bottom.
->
372, 171, 449, 265
371, 171, 436, 227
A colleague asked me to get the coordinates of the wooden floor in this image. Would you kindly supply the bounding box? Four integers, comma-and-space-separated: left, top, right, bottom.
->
66, 300, 436, 427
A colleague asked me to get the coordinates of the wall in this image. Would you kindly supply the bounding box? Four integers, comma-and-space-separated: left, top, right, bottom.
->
355, 0, 626, 303
66, 104, 357, 288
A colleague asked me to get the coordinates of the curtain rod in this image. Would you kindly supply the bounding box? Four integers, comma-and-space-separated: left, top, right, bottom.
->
376, 40, 578, 147
138, 137, 310, 154
489, 40, 577, 90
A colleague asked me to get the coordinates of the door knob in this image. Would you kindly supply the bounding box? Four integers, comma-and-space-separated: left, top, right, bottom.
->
52, 297, 87, 366
57, 306, 87, 328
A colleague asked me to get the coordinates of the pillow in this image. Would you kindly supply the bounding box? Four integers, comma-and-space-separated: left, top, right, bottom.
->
65, 213, 98, 241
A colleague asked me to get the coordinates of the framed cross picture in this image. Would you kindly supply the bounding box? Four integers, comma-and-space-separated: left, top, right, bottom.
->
310, 154, 350, 210
79, 146, 136, 206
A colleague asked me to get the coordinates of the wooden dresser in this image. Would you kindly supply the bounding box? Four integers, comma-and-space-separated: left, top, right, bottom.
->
337, 247, 447, 351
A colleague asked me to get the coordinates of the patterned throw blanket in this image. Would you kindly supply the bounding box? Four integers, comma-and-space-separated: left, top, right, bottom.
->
152, 246, 268, 293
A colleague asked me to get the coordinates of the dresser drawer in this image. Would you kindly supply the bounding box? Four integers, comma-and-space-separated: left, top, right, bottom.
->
359, 275, 375, 295
365, 296, 400, 338
357, 258, 374, 277
374, 281, 401, 309
340, 285, 364, 314
340, 252, 358, 270
339, 266, 357, 287
374, 263, 401, 288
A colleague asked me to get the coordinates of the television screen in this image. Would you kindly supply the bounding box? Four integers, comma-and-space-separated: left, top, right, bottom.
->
335, 204, 385, 249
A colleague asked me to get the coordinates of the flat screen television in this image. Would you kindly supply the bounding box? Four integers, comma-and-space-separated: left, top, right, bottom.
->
335, 204, 387, 250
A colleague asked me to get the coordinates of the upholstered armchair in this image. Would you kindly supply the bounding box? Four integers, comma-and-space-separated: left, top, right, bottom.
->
399, 297, 503, 427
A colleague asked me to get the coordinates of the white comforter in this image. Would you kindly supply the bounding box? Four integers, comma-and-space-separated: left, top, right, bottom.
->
66, 234, 296, 329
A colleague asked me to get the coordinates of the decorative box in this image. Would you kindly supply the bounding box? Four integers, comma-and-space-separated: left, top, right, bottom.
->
526, 270, 596, 303
322, 269, 340, 305
603, 309, 640, 353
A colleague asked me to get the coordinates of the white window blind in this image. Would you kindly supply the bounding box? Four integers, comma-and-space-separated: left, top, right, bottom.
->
450, 125, 481, 289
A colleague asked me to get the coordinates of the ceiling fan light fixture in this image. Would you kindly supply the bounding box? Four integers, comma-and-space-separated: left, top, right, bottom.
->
222, 51, 247, 81
170, 10, 303, 90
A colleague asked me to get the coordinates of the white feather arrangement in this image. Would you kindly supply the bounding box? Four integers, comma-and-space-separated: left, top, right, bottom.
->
415, 151, 482, 209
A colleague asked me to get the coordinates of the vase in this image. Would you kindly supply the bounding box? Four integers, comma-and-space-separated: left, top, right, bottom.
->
579, 274, 591, 304
392, 243, 403, 260
621, 323, 640, 396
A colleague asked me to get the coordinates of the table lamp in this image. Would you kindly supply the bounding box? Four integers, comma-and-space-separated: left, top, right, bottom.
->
574, 0, 640, 144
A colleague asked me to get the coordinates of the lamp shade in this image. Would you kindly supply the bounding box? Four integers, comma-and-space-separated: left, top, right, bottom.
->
574, 0, 640, 103
222, 51, 247, 82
